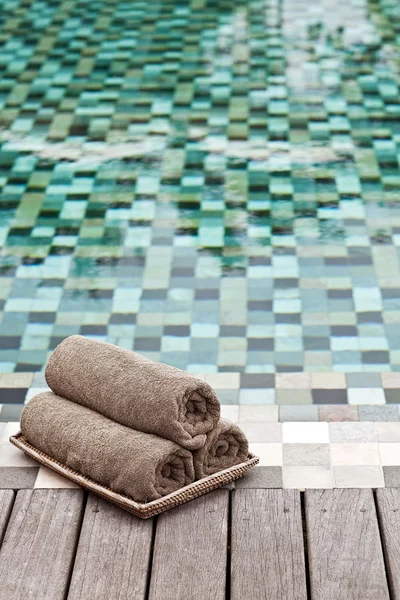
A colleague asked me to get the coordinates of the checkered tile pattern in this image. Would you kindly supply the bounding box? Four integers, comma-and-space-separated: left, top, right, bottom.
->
0, 0, 399, 373
4, 418, 400, 489
1, 371, 400, 422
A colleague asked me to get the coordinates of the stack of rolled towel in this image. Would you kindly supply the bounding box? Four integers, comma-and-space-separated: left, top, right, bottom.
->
20, 335, 249, 503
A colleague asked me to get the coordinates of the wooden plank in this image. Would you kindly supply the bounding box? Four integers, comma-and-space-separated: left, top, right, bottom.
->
305, 489, 390, 600
376, 488, 400, 600
149, 489, 228, 600
0, 490, 14, 547
68, 493, 153, 600
231, 489, 307, 600
0, 489, 84, 600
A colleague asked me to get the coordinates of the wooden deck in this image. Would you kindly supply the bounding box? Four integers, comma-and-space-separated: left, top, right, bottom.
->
0, 487, 399, 599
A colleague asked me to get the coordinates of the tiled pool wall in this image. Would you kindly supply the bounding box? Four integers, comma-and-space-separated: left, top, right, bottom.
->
0, 0, 400, 375
1, 371, 400, 422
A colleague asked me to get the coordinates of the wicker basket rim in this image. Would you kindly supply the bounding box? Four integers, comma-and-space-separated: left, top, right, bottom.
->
9, 431, 259, 519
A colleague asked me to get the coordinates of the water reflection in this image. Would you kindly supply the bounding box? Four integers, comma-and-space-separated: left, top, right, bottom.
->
1, 0, 400, 371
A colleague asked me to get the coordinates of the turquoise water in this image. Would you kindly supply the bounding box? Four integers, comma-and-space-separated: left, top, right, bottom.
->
0, 0, 400, 372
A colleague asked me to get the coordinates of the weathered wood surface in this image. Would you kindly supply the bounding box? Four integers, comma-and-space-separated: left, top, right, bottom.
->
0, 490, 14, 546
1, 487, 400, 598
231, 489, 307, 600
0, 489, 84, 600
149, 489, 229, 600
376, 488, 400, 600
305, 489, 390, 600
68, 493, 153, 600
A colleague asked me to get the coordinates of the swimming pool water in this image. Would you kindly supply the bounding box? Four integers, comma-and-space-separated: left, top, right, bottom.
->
1, 0, 400, 373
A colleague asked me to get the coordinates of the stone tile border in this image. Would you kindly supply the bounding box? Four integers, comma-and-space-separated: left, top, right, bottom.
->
3, 420, 400, 490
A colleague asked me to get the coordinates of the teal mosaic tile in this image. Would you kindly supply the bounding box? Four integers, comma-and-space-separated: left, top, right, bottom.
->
0, 0, 400, 372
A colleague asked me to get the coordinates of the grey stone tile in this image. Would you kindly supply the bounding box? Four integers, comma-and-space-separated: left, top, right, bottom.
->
346, 372, 382, 388
0, 467, 39, 489
0, 404, 23, 422
385, 390, 400, 404
383, 467, 400, 487
331, 325, 357, 336
358, 405, 399, 422
1, 389, 28, 404
329, 422, 377, 443
283, 444, 330, 468
312, 389, 348, 404
235, 466, 283, 489
333, 465, 384, 488
240, 373, 275, 388
279, 405, 319, 422
362, 351, 389, 364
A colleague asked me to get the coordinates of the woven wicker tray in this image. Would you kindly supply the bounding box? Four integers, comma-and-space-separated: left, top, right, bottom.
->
9, 432, 259, 519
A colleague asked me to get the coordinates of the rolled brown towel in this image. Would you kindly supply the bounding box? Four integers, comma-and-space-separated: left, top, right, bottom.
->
21, 392, 195, 503
45, 335, 220, 451
193, 419, 249, 479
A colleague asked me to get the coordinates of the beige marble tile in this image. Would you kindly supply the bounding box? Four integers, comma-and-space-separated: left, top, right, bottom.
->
0, 422, 20, 444
331, 443, 380, 466
283, 466, 333, 489
240, 422, 282, 443
34, 466, 80, 489
239, 405, 278, 422
220, 405, 239, 423
0, 442, 37, 467
282, 422, 329, 444
311, 372, 346, 389
0, 373, 34, 388
382, 372, 400, 388
204, 373, 240, 389
276, 373, 311, 389
379, 443, 400, 466
319, 405, 358, 422
249, 443, 283, 466
376, 423, 400, 442
333, 465, 384, 488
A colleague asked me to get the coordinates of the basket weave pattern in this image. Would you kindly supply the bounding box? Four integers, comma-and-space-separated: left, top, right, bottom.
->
10, 432, 259, 518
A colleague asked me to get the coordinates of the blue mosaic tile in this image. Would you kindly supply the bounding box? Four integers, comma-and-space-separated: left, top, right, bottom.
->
0, 0, 399, 372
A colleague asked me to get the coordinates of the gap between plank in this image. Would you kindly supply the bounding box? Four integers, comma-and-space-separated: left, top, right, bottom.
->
300, 492, 312, 600
0, 490, 16, 549
225, 490, 232, 600
373, 490, 394, 600
63, 490, 88, 600
144, 514, 158, 600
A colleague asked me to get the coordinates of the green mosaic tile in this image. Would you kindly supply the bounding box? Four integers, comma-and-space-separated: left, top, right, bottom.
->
0, 0, 399, 372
